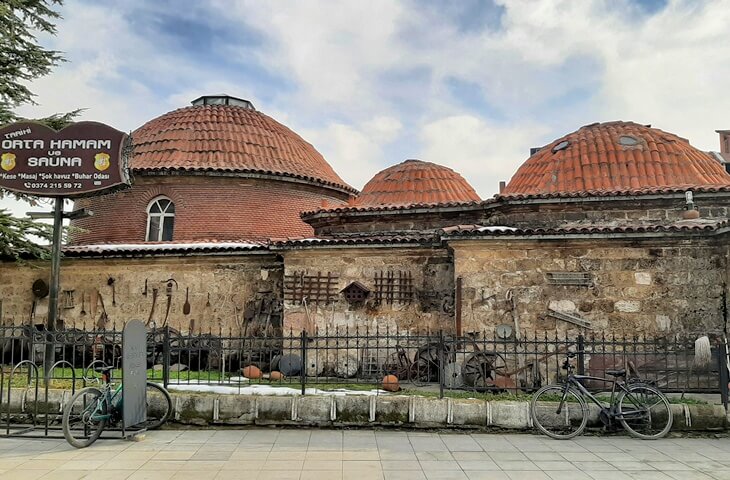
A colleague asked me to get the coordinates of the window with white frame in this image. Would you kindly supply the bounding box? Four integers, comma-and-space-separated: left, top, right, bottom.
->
146, 197, 175, 241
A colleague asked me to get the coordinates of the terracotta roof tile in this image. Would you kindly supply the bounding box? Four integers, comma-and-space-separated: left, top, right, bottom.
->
441, 220, 730, 237
131, 104, 357, 194
504, 121, 730, 196
354, 159, 480, 207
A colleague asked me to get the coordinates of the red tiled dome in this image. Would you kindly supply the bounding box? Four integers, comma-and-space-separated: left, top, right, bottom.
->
356, 159, 480, 206
503, 121, 730, 196
132, 97, 356, 194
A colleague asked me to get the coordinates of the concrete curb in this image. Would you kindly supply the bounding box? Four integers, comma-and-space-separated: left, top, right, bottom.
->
2, 388, 727, 432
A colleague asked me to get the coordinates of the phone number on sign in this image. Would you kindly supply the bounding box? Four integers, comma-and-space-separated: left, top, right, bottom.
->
23, 182, 84, 189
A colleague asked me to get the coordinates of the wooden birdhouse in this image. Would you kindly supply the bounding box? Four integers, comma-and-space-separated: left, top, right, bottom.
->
341, 281, 371, 304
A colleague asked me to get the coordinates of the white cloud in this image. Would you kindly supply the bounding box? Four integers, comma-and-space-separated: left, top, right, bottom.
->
4, 0, 730, 217
299, 118, 401, 191
419, 115, 550, 198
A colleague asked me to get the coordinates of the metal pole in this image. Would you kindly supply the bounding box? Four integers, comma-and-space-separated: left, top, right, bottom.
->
44, 197, 64, 381
577, 334, 585, 376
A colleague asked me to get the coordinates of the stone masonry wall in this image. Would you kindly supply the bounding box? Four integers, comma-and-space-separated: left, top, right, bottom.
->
282, 247, 454, 334
451, 238, 727, 335
0, 254, 281, 333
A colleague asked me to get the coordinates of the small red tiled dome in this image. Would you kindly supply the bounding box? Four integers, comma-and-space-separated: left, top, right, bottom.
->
132, 95, 355, 194
356, 159, 480, 206
503, 121, 730, 196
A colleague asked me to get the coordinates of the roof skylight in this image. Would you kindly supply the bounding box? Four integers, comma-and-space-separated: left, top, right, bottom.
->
552, 140, 570, 153
191, 95, 255, 110
618, 135, 640, 146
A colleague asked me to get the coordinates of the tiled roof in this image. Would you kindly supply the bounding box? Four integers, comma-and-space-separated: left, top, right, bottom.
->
497, 185, 730, 200
503, 121, 730, 196
270, 234, 438, 248
131, 104, 357, 194
301, 200, 483, 218
354, 159, 480, 207
441, 220, 729, 238
63, 241, 267, 257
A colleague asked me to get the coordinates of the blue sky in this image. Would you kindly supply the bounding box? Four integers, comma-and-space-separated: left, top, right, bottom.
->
4, 0, 730, 216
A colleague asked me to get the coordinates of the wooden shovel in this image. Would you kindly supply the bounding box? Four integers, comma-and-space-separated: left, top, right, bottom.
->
183, 287, 191, 315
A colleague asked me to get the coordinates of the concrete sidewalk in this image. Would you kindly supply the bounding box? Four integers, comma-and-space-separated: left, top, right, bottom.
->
1, 429, 729, 480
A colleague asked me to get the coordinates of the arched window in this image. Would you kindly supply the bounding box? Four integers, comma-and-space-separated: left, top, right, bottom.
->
146, 197, 175, 241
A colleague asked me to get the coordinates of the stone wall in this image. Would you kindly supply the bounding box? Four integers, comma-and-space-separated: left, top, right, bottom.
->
281, 247, 454, 333
0, 254, 281, 332
451, 238, 727, 335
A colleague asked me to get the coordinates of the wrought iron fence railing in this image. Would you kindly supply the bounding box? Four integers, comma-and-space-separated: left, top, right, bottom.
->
1, 324, 727, 400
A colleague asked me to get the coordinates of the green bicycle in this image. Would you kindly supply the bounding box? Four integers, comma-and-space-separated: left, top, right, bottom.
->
62, 366, 172, 448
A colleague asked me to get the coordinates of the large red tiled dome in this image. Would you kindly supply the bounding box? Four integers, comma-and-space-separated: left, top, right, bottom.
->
503, 121, 730, 196
132, 95, 355, 194
70, 96, 355, 244
356, 159, 480, 206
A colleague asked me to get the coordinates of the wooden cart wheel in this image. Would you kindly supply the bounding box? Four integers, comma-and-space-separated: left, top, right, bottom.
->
408, 358, 433, 386
461, 351, 507, 391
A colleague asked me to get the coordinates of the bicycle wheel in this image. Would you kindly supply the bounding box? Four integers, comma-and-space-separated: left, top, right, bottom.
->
617, 383, 672, 439
145, 381, 172, 430
62, 386, 108, 448
531, 384, 588, 440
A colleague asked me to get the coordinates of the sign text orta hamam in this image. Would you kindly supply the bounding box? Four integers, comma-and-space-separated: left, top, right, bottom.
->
0, 121, 130, 196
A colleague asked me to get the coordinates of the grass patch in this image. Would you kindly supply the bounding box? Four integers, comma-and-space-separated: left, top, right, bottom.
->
0, 366, 711, 405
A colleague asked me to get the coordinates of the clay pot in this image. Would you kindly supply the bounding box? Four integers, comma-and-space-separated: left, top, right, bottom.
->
242, 365, 262, 379
270, 371, 285, 381
382, 374, 400, 392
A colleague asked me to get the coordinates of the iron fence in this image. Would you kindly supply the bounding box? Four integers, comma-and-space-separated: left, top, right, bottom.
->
0, 325, 727, 399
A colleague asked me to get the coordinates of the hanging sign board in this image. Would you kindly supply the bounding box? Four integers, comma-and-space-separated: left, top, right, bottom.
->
0, 121, 130, 197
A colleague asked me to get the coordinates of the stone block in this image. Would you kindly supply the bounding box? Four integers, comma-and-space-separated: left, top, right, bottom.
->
489, 401, 529, 429
615, 300, 641, 313
375, 395, 409, 424
634, 272, 652, 285
217, 395, 256, 424
297, 396, 331, 424
548, 300, 576, 313
335, 395, 370, 424
413, 396, 447, 426
451, 398, 486, 426
256, 395, 294, 424
176, 394, 214, 425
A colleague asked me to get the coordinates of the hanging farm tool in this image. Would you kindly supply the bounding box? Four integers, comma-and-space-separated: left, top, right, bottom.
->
183, 287, 191, 315
146, 288, 158, 327
107, 277, 116, 306
162, 279, 178, 327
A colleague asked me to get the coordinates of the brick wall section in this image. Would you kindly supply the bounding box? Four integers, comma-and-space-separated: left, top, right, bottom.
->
70, 175, 349, 244
309, 195, 730, 235
451, 238, 727, 334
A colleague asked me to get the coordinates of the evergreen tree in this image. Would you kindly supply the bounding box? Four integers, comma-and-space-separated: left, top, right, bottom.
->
0, 0, 77, 261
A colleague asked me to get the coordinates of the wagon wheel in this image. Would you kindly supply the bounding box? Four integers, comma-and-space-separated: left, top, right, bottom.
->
461, 351, 507, 391
408, 358, 434, 387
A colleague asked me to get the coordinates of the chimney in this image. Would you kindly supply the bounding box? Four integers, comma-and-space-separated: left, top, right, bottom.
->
499, 181, 506, 193
718, 130, 730, 154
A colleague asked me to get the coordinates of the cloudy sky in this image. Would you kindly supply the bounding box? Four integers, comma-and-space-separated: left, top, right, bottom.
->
4, 0, 730, 216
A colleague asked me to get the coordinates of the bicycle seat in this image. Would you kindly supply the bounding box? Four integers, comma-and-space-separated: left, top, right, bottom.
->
94, 366, 113, 375
606, 368, 626, 377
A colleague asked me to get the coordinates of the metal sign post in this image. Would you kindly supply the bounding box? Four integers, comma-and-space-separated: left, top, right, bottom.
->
43, 197, 64, 377
123, 320, 147, 428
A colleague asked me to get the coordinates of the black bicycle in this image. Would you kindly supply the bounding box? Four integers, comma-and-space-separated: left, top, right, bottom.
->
531, 352, 672, 440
